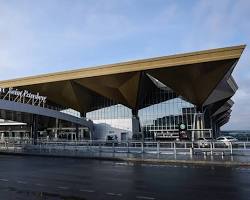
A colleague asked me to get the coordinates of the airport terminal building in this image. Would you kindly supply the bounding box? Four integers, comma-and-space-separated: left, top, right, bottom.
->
0, 45, 245, 142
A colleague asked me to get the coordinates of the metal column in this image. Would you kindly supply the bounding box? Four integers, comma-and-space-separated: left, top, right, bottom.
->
31, 114, 38, 145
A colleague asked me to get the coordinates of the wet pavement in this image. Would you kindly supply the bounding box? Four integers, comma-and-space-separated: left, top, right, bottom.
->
0, 154, 250, 200
6, 147, 250, 163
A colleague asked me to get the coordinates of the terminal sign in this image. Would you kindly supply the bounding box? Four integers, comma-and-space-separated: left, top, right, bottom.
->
0, 87, 47, 104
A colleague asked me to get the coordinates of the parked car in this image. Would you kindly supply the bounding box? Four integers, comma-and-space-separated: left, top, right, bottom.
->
216, 136, 238, 147
105, 134, 118, 146
196, 137, 212, 148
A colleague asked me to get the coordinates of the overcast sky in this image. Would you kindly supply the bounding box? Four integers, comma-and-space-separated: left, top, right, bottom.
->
0, 0, 249, 130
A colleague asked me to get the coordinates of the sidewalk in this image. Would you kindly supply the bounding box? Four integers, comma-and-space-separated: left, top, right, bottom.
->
1, 148, 250, 167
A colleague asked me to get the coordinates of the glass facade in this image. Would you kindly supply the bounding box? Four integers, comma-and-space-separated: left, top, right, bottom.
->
138, 88, 197, 139
86, 84, 199, 140
86, 99, 133, 141
87, 103, 132, 120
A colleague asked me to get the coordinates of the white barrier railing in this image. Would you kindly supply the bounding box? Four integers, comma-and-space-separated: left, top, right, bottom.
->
1, 139, 250, 155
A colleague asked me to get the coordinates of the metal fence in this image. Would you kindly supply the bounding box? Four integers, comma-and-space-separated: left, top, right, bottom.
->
1, 138, 250, 156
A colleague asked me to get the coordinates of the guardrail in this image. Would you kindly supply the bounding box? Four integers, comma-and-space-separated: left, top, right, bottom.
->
1, 139, 250, 156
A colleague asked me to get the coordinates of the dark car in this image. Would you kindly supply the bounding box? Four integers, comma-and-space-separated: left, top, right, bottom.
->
105, 134, 118, 146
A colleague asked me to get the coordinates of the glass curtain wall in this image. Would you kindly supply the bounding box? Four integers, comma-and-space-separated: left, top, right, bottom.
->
138, 87, 197, 139
86, 86, 197, 140
86, 102, 132, 120
86, 99, 133, 140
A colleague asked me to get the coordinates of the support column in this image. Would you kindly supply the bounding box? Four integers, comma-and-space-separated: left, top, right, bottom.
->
197, 114, 201, 139
89, 128, 92, 141
31, 114, 38, 145
196, 107, 202, 139
132, 109, 141, 140
1, 132, 4, 140
192, 111, 205, 140
55, 118, 59, 140
75, 124, 79, 141
132, 71, 144, 141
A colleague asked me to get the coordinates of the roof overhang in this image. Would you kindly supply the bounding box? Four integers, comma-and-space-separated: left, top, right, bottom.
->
0, 45, 245, 113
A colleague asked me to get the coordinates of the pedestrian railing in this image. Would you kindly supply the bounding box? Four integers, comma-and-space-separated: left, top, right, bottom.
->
1, 139, 250, 156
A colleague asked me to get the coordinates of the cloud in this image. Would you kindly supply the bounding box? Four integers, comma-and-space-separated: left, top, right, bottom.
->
0, 0, 140, 78
0, 0, 249, 129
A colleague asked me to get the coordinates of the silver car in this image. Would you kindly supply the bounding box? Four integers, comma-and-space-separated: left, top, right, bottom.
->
216, 136, 238, 147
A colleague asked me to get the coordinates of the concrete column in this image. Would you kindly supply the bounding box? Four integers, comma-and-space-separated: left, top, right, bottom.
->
89, 128, 92, 141
195, 112, 205, 139
1, 132, 4, 140
195, 107, 203, 139
196, 115, 200, 139
200, 113, 205, 138
132, 109, 141, 140
55, 118, 59, 140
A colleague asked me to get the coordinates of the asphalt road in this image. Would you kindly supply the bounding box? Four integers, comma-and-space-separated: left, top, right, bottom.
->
0, 155, 250, 200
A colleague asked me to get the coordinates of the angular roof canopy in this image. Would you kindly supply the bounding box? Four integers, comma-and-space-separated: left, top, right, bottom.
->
0, 45, 245, 117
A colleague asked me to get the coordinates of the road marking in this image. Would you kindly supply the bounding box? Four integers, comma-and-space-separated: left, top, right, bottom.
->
136, 196, 155, 200
80, 189, 95, 193
57, 186, 69, 190
17, 180, 27, 184
106, 192, 122, 196
0, 178, 8, 182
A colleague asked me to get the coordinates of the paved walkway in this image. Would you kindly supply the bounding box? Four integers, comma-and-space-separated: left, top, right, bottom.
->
1, 148, 250, 167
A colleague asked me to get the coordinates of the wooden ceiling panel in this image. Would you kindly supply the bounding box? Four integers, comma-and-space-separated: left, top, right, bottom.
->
147, 59, 237, 107
0, 45, 244, 113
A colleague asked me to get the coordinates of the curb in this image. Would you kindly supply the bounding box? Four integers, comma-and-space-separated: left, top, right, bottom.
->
0, 151, 250, 167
